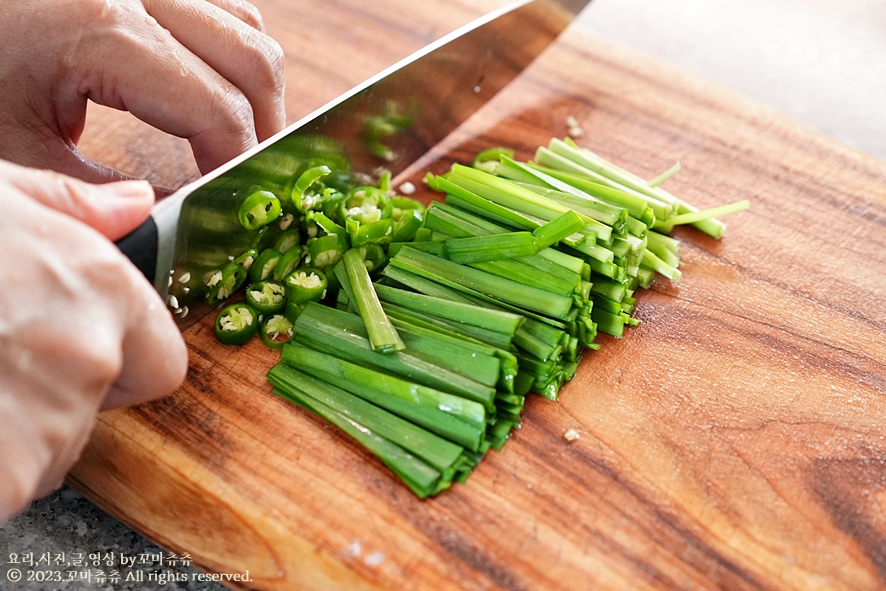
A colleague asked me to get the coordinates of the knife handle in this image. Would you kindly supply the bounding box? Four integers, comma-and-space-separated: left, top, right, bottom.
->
116, 216, 159, 284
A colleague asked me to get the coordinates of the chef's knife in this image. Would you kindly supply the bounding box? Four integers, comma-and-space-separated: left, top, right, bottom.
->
117, 0, 590, 329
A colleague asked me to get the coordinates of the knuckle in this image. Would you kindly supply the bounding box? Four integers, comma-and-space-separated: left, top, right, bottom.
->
70, 0, 104, 21
77, 0, 122, 25
58, 176, 96, 216
23, 170, 99, 228
243, 33, 285, 95
55, 306, 127, 392
260, 37, 286, 93
80, 345, 124, 390
82, 246, 143, 294
234, 0, 265, 31
73, 242, 151, 317
214, 85, 256, 141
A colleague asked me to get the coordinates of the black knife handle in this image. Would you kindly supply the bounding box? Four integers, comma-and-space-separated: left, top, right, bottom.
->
115, 216, 159, 284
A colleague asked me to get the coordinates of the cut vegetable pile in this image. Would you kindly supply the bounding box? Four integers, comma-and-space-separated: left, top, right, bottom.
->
204, 137, 748, 498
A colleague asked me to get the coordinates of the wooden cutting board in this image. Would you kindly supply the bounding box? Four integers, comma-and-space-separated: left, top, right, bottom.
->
69, 0, 886, 589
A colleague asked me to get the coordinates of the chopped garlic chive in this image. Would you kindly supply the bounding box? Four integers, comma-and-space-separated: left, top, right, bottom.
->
647, 162, 681, 188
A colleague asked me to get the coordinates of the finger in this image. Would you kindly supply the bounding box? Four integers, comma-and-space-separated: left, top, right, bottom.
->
0, 101, 176, 193
204, 0, 266, 32
40, 146, 136, 185
73, 16, 258, 174
29, 201, 188, 410
101, 284, 189, 410
1, 160, 155, 241
0, 120, 136, 186
144, 0, 286, 142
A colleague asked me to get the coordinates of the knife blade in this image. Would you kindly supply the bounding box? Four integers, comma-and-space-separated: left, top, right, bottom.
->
116, 0, 590, 329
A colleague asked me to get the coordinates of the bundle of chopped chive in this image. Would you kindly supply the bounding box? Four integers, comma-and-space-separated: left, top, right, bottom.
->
207, 136, 749, 498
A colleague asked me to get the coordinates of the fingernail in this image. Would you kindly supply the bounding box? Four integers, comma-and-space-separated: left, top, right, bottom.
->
104, 180, 154, 200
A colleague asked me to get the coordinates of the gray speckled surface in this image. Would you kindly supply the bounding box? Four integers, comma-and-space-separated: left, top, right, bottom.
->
0, 487, 226, 591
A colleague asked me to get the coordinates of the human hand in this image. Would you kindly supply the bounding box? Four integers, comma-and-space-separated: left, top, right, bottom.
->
0, 0, 285, 184
0, 160, 189, 523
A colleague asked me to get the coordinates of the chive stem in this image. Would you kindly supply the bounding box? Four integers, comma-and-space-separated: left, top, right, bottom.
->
647, 162, 681, 187
342, 248, 404, 353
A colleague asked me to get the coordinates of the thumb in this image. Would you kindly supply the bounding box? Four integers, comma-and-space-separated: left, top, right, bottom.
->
1, 160, 155, 242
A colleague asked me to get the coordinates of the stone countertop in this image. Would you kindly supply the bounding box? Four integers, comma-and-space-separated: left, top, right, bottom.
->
0, 487, 225, 591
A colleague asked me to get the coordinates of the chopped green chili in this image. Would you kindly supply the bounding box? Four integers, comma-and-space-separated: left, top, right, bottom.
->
238, 190, 281, 231
246, 280, 287, 314
214, 302, 259, 345
339, 186, 392, 224
273, 229, 302, 254
249, 248, 282, 283
291, 165, 331, 212
307, 234, 347, 267
273, 245, 303, 281
285, 267, 328, 305
206, 263, 248, 305
261, 314, 295, 349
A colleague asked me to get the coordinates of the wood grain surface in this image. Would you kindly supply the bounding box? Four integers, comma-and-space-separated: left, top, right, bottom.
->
69, 1, 886, 589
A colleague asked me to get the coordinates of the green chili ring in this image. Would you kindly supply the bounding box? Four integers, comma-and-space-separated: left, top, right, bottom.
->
391, 208, 424, 242
321, 195, 345, 223
356, 243, 386, 273
232, 248, 258, 271
348, 218, 395, 247
214, 302, 259, 346
245, 280, 287, 314
391, 196, 425, 219
292, 165, 331, 212
272, 229, 302, 254
273, 245, 304, 282
283, 301, 305, 323
250, 248, 282, 283
284, 266, 328, 305
260, 314, 295, 349
307, 211, 348, 241
307, 234, 347, 267
206, 263, 248, 305
338, 186, 393, 224
238, 190, 281, 231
